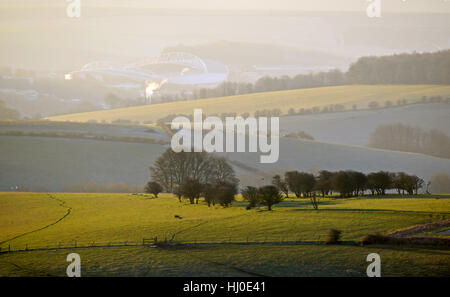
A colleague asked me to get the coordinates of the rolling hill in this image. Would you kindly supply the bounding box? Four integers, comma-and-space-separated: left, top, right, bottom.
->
1, 132, 450, 191
4, 85, 450, 191
0, 193, 449, 276
47, 85, 450, 124
280, 102, 450, 146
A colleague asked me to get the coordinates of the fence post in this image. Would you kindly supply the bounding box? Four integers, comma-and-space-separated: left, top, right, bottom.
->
9, 244, 10, 252
25, 244, 28, 251
75, 240, 77, 248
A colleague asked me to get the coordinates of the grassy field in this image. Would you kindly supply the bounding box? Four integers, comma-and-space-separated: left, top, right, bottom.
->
0, 192, 449, 276
46, 85, 450, 123
280, 102, 450, 146
2, 134, 450, 192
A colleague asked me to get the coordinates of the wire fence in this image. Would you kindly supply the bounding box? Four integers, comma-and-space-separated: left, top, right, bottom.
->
0, 235, 343, 254
0, 239, 149, 254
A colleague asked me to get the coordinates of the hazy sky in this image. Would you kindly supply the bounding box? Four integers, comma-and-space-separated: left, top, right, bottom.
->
4, 0, 450, 13
90, 0, 450, 13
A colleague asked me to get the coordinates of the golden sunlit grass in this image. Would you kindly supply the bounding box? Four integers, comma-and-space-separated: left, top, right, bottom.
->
46, 85, 450, 123
0, 192, 449, 276
1, 193, 449, 247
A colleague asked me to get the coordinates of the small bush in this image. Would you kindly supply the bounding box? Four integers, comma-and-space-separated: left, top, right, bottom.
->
368, 101, 379, 109
361, 233, 389, 245
326, 229, 342, 244
145, 181, 163, 197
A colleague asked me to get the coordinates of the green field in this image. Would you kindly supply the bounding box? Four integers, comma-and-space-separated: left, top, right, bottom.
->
0, 192, 449, 276
46, 85, 450, 123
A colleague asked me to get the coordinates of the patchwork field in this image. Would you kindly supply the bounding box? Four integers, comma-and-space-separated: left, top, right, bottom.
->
46, 85, 450, 123
2, 134, 450, 192
280, 102, 450, 146
0, 193, 449, 276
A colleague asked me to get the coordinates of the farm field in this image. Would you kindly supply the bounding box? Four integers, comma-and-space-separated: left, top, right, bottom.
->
0, 192, 449, 277
2, 133, 450, 191
280, 102, 450, 146
46, 85, 450, 123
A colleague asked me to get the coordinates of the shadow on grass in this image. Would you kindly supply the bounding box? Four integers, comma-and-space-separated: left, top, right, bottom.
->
276, 200, 339, 208
359, 243, 450, 255
361, 194, 450, 199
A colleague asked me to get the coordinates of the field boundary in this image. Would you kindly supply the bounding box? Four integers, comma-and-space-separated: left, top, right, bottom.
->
0, 238, 363, 255
2, 234, 449, 255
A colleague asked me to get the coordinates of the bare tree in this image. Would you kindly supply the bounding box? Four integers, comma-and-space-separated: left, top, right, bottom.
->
310, 193, 319, 210
272, 175, 289, 197
150, 148, 238, 195
180, 178, 203, 204
241, 186, 260, 209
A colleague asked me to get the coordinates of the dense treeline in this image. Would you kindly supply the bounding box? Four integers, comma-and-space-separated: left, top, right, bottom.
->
0, 130, 167, 145
347, 50, 450, 85
147, 149, 430, 211
193, 70, 347, 99
273, 170, 424, 198
192, 50, 450, 99
369, 123, 450, 159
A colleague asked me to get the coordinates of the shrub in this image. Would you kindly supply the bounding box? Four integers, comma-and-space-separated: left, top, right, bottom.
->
180, 178, 203, 204
241, 186, 260, 209
334, 104, 345, 112
258, 185, 283, 211
145, 181, 163, 197
325, 229, 342, 244
214, 181, 238, 207
361, 233, 389, 245
368, 101, 379, 109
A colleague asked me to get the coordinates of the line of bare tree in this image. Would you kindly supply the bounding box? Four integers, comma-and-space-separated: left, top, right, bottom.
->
191, 50, 450, 100
369, 123, 450, 159
147, 149, 429, 212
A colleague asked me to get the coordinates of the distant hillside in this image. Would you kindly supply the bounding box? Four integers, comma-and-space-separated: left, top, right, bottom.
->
47, 85, 450, 124
348, 50, 450, 85
1, 130, 450, 191
163, 40, 348, 68
279, 103, 450, 147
